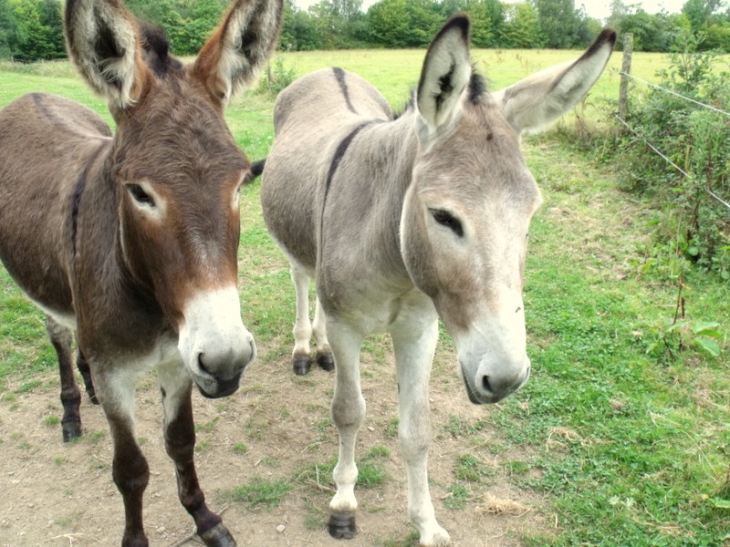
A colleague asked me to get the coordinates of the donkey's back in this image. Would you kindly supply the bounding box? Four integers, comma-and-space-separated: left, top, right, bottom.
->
0, 93, 111, 317
263, 67, 393, 269
273, 67, 392, 134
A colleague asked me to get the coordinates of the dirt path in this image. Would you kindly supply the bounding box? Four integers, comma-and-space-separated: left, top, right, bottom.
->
0, 334, 549, 547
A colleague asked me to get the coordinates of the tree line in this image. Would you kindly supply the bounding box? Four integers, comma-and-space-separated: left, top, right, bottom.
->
1, 0, 730, 61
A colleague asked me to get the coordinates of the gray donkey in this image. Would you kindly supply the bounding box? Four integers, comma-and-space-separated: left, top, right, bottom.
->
0, 0, 282, 545
259, 15, 616, 546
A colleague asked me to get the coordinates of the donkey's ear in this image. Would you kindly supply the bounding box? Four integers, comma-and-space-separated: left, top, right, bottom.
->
416, 15, 472, 140
194, 0, 284, 104
493, 29, 617, 135
64, 0, 147, 109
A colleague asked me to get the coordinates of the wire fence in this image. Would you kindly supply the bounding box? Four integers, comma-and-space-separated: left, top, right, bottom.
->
612, 68, 730, 212
616, 70, 730, 119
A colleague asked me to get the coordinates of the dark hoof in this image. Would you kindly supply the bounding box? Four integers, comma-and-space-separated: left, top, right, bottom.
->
122, 531, 149, 547
199, 522, 237, 547
293, 356, 312, 376
328, 512, 357, 539
87, 390, 100, 405
316, 353, 335, 371
62, 420, 82, 442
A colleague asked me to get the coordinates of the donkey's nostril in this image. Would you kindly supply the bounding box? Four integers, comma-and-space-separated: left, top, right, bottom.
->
482, 375, 492, 393
198, 353, 211, 375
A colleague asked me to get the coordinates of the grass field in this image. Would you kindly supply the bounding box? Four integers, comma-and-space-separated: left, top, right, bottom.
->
0, 43, 729, 547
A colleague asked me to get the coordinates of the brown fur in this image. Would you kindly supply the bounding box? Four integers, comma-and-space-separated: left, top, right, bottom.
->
0, 1, 282, 546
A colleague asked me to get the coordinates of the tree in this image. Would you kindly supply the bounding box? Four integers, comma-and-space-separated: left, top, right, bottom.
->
682, 0, 724, 31
7, 0, 64, 61
500, 2, 543, 48
535, 0, 582, 48
439, 0, 502, 47
621, 9, 688, 52
0, 0, 20, 58
368, 0, 441, 47
283, 7, 323, 50
466, 0, 493, 47
403, 0, 442, 46
368, 0, 410, 47
606, 0, 630, 33
125, 0, 226, 55
176, 0, 226, 53
703, 21, 730, 50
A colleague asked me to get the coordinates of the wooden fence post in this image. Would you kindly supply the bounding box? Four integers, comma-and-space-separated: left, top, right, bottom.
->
618, 33, 633, 129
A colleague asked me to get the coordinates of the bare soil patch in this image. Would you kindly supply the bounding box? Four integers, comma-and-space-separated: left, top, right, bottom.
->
0, 335, 551, 547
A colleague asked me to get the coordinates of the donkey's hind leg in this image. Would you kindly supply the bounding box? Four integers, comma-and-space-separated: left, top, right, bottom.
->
75, 346, 99, 404
290, 262, 333, 374
313, 297, 334, 371
290, 262, 314, 375
158, 360, 235, 547
46, 316, 83, 442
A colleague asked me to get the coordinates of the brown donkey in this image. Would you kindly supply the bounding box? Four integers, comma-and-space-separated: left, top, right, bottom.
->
0, 0, 282, 545
260, 16, 615, 546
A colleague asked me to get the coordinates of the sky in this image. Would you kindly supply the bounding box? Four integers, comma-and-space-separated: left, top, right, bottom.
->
293, 0, 688, 22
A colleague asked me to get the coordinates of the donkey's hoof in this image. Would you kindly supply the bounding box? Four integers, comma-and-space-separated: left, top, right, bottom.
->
87, 390, 100, 405
328, 512, 357, 539
316, 352, 335, 371
62, 420, 83, 442
199, 522, 237, 547
293, 356, 312, 376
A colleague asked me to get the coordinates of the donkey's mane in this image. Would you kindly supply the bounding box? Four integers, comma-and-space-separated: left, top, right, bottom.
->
395, 71, 487, 119
139, 21, 183, 77
467, 72, 487, 103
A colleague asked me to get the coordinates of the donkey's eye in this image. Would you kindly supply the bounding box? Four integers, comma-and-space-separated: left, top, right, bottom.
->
430, 208, 463, 237
127, 184, 155, 207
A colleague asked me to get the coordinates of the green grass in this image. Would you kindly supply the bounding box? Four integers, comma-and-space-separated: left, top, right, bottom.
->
222, 476, 294, 508
454, 454, 495, 483
0, 48, 728, 547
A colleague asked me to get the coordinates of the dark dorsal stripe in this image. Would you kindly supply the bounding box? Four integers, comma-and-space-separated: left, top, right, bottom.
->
32, 93, 63, 126
333, 67, 357, 114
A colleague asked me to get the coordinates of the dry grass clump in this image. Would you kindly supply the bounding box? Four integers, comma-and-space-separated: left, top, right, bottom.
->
476, 494, 531, 517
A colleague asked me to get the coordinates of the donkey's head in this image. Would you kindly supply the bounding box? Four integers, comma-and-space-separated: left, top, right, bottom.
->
65, 0, 283, 397
401, 16, 615, 404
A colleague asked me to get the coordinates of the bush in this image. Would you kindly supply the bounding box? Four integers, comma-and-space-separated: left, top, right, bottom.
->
615, 30, 730, 280
254, 56, 297, 96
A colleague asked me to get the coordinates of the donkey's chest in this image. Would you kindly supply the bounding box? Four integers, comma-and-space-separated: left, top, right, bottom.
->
325, 280, 435, 336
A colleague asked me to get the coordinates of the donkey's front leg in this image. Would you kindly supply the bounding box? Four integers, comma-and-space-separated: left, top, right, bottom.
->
392, 319, 449, 547
157, 361, 235, 547
94, 368, 151, 547
327, 321, 366, 539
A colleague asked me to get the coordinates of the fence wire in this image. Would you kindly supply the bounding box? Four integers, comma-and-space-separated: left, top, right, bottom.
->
615, 69, 730, 119
615, 71, 730, 212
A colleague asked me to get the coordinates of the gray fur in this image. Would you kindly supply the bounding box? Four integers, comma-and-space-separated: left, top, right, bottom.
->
261, 16, 616, 546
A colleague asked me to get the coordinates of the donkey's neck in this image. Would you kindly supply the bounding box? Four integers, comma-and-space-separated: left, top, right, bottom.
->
339, 111, 420, 285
